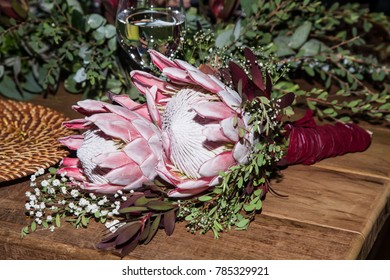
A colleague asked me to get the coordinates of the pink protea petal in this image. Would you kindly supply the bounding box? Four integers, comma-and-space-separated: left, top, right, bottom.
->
163, 67, 195, 85
220, 117, 239, 142
131, 70, 174, 104
145, 86, 162, 126
124, 175, 148, 191
58, 135, 84, 150
233, 141, 250, 164
161, 131, 171, 159
124, 138, 152, 165
102, 103, 139, 121
72, 100, 108, 116
216, 88, 242, 111
148, 134, 163, 157
198, 151, 236, 177
156, 159, 182, 185
209, 176, 222, 187
167, 185, 210, 198
60, 157, 80, 168
174, 59, 199, 72
87, 113, 140, 141
57, 167, 85, 180
93, 151, 133, 169
140, 154, 158, 178
187, 70, 224, 93
149, 49, 177, 71
110, 94, 152, 121
63, 119, 92, 130
104, 163, 143, 186
192, 101, 235, 120
202, 124, 232, 143
176, 179, 210, 190
131, 118, 156, 140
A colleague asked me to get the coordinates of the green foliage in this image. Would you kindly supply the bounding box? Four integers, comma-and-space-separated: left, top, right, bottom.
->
0, 0, 130, 100
181, 0, 390, 123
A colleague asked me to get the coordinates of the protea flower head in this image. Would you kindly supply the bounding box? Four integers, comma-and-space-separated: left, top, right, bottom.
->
58, 95, 163, 194
130, 50, 254, 198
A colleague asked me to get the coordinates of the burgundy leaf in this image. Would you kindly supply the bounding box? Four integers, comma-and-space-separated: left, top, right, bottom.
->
277, 92, 295, 109
120, 193, 145, 209
163, 210, 176, 236
144, 215, 161, 245
220, 68, 232, 85
120, 232, 141, 258
244, 47, 265, 91
115, 222, 142, 246
229, 61, 248, 93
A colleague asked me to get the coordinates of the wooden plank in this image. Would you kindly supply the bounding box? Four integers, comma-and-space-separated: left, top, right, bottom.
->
0, 209, 364, 260
0, 169, 379, 260
263, 165, 390, 259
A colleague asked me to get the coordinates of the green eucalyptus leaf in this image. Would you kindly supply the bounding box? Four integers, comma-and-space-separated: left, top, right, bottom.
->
298, 39, 322, 57
104, 24, 116, 39
241, 0, 253, 15
289, 21, 312, 49
22, 72, 43, 94
67, 0, 83, 13
64, 74, 82, 93
0, 75, 23, 100
215, 27, 234, 48
94, 25, 106, 39
87, 14, 106, 30
274, 35, 296, 57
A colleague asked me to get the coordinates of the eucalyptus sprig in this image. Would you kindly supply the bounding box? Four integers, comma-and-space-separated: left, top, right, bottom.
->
182, 0, 390, 123
0, 0, 130, 101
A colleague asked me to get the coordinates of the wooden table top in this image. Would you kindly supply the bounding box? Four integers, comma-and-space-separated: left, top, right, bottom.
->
0, 88, 389, 260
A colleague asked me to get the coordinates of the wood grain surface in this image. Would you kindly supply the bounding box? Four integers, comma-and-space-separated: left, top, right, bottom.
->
0, 89, 389, 260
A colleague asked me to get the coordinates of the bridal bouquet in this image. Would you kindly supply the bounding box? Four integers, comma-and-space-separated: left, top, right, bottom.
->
22, 48, 371, 257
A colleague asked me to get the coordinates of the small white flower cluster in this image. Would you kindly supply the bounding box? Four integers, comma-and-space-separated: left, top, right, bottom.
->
24, 169, 129, 233
104, 219, 125, 233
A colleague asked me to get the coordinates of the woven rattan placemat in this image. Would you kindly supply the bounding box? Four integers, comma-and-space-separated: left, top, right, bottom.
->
0, 99, 73, 183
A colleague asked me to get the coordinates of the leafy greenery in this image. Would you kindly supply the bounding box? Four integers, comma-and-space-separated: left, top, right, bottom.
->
181, 0, 390, 123
0, 0, 129, 101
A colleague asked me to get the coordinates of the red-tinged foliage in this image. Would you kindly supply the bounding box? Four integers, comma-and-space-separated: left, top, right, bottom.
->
279, 110, 372, 166
209, 0, 240, 21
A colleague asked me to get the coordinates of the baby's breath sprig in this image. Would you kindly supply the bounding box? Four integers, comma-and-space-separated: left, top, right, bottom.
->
21, 168, 128, 237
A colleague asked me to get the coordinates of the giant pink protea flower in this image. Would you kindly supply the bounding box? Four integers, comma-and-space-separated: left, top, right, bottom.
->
131, 50, 253, 198
58, 96, 163, 194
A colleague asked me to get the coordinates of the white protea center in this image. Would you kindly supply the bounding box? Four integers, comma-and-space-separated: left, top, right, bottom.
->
162, 88, 227, 179
77, 129, 119, 184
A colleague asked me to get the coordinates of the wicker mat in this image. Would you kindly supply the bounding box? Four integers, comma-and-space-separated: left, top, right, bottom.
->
0, 99, 73, 183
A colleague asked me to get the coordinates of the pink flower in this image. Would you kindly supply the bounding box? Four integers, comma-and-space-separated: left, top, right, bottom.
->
58, 95, 163, 194
130, 50, 253, 198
